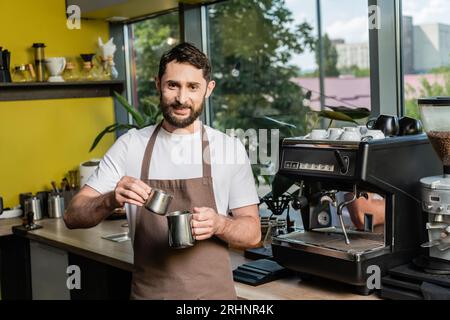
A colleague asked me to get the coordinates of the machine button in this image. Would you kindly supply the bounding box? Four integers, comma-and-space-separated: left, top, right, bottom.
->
284, 161, 291, 169
424, 204, 433, 211
291, 162, 299, 169
317, 211, 331, 226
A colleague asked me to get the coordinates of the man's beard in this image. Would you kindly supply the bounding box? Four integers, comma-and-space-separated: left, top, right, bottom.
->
159, 95, 204, 128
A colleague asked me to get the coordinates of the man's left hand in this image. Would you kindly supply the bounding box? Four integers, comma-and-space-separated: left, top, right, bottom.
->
191, 207, 225, 240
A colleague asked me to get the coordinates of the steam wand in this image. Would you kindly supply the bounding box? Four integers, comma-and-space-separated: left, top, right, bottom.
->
337, 185, 368, 245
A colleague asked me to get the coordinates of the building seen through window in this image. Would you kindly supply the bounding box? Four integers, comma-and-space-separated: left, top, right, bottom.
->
402, 0, 450, 118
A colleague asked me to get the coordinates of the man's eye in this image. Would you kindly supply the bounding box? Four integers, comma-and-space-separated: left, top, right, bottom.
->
190, 85, 199, 91
167, 82, 177, 88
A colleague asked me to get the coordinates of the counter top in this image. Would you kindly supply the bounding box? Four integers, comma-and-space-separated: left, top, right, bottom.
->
5, 218, 133, 271
1, 217, 379, 300
0, 217, 23, 237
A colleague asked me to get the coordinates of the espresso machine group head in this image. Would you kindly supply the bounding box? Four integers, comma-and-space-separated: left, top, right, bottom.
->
272, 133, 441, 294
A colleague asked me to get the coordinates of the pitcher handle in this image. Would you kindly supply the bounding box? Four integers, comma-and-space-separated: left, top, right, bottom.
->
366, 118, 376, 130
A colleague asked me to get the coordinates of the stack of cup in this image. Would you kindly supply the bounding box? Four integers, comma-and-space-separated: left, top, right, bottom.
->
327, 128, 344, 140
305, 129, 328, 140
304, 126, 385, 142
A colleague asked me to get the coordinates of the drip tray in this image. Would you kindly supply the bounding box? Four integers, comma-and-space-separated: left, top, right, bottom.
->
275, 229, 384, 254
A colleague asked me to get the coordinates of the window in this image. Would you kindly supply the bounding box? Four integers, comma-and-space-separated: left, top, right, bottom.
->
320, 0, 371, 111
206, 0, 372, 194
129, 11, 180, 115
207, 0, 316, 196
402, 0, 450, 118
205, 0, 376, 230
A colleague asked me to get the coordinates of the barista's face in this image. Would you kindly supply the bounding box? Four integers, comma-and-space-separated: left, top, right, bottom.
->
156, 61, 215, 129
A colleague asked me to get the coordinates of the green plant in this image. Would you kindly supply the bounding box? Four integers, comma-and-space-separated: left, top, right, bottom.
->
314, 106, 370, 129
89, 91, 163, 152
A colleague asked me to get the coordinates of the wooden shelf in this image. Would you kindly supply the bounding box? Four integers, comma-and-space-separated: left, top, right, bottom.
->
0, 80, 124, 101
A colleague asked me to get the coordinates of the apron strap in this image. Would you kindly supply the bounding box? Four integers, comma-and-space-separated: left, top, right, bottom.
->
140, 122, 162, 181
201, 125, 212, 178
140, 121, 212, 180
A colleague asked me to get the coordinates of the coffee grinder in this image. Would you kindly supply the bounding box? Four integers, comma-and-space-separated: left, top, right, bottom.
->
379, 97, 450, 300
416, 97, 450, 272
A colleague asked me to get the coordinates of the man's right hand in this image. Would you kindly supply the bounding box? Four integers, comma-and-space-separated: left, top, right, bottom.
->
114, 176, 152, 207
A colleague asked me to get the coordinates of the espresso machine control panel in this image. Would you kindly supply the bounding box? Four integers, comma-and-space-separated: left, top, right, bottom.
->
280, 141, 359, 179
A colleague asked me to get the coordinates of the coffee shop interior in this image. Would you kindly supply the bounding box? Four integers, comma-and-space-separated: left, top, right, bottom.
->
0, 0, 450, 300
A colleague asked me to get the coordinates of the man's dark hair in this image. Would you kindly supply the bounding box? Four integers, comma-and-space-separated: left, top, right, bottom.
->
158, 42, 211, 81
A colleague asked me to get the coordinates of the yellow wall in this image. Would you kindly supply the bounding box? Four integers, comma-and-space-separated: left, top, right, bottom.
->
0, 0, 116, 207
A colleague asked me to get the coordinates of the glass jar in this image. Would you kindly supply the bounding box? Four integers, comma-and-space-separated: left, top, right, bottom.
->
90, 56, 103, 80
80, 61, 95, 80
63, 61, 79, 81
101, 57, 118, 80
107, 57, 118, 79
12, 65, 32, 82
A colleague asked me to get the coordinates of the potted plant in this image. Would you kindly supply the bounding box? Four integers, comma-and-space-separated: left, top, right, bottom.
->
89, 91, 163, 152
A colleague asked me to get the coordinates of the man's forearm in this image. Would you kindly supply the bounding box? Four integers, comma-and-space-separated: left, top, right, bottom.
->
216, 215, 261, 248
64, 191, 118, 229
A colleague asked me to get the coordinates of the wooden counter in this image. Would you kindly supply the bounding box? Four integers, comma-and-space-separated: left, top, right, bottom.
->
0, 217, 379, 300
231, 251, 378, 300
0, 218, 22, 237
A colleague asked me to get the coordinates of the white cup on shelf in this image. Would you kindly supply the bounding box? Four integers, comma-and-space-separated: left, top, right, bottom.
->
339, 127, 361, 141
363, 130, 385, 140
327, 128, 344, 140
307, 129, 328, 140
357, 125, 369, 135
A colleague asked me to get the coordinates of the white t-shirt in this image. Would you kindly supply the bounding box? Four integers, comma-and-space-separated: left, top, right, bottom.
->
86, 122, 260, 241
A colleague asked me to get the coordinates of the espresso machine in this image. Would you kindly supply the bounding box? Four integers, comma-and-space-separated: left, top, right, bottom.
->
271, 132, 441, 294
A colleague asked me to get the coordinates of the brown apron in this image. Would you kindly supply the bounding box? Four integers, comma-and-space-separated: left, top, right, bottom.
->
130, 122, 237, 300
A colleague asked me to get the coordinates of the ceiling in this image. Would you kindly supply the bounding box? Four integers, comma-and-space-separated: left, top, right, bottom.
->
66, 0, 220, 21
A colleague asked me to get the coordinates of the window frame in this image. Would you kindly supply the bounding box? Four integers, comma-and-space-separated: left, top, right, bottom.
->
118, 0, 404, 130
368, 0, 404, 117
